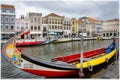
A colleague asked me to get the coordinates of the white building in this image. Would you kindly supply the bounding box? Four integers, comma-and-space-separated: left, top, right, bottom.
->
102, 19, 119, 37
26, 12, 43, 39
43, 13, 64, 37
42, 24, 48, 37
16, 15, 30, 39
1, 4, 16, 39
63, 17, 71, 38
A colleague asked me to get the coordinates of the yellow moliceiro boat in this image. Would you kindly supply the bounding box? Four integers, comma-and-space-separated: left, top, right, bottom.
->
76, 49, 116, 69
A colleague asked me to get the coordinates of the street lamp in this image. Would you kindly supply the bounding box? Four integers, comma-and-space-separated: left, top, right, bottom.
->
79, 18, 86, 77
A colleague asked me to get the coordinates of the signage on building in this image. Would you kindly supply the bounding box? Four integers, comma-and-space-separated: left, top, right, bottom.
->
95, 24, 102, 35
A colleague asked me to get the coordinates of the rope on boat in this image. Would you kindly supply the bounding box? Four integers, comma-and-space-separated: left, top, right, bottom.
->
105, 58, 109, 63
87, 63, 93, 71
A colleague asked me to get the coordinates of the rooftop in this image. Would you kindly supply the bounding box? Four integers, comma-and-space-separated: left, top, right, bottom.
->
105, 18, 119, 22
1, 4, 15, 9
43, 13, 63, 18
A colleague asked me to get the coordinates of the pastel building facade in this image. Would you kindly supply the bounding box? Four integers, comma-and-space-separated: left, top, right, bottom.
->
102, 19, 119, 37
71, 18, 77, 37
78, 17, 99, 37
1, 4, 16, 39
63, 17, 71, 38
26, 12, 43, 39
43, 13, 64, 37
16, 15, 30, 39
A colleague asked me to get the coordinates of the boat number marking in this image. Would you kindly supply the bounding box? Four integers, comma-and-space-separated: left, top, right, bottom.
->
23, 63, 33, 68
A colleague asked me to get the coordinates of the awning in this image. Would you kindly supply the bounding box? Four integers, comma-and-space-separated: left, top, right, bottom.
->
48, 32, 57, 35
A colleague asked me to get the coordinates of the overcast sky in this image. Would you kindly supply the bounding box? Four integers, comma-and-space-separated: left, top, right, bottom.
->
1, 0, 119, 20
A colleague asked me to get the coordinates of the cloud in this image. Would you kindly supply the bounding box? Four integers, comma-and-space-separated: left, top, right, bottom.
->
1, 1, 119, 20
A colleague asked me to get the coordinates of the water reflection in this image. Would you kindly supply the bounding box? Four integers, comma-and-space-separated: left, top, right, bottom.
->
23, 40, 112, 59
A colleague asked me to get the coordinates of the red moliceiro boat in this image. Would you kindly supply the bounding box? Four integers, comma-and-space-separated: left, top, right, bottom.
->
2, 35, 116, 78
16, 40, 43, 47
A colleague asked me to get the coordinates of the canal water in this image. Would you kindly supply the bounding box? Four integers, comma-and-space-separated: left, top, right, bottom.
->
1, 39, 119, 79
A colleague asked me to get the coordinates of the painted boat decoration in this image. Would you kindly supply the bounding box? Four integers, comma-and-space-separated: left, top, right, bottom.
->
1, 35, 116, 78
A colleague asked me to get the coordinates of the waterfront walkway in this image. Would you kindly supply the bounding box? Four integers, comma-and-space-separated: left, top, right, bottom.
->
2, 37, 116, 44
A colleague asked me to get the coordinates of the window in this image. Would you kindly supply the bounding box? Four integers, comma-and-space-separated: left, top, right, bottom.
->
49, 25, 51, 29
31, 25, 33, 30
1, 16, 3, 23
55, 19, 57, 24
52, 25, 54, 29
72, 21, 74, 25
69, 27, 71, 30
55, 26, 57, 29
5, 17, 9, 22
11, 26, 14, 30
21, 27, 24, 31
11, 18, 14, 22
38, 18, 40, 22
34, 26, 37, 30
35, 18, 37, 22
1, 25, 3, 30
38, 26, 40, 30
2, 9, 6, 12
6, 26, 8, 30
61, 19, 62, 24
10, 10, 15, 13
43, 27, 46, 31
64, 27, 66, 30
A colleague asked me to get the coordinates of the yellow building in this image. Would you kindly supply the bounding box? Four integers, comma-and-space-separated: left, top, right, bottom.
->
71, 18, 77, 37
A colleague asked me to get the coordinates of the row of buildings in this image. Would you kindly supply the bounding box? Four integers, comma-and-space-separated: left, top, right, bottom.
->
1, 4, 119, 40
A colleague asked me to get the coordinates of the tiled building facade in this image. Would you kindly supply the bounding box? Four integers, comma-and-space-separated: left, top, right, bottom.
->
1, 4, 16, 39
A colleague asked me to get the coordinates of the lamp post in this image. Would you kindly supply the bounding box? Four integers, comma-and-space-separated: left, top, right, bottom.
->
79, 18, 86, 77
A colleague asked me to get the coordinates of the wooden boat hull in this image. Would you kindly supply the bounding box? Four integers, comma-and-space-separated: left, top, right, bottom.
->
19, 54, 78, 78
21, 68, 78, 77
76, 49, 116, 69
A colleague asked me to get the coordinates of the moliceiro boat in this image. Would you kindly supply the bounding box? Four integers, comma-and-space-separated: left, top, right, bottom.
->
2, 35, 116, 78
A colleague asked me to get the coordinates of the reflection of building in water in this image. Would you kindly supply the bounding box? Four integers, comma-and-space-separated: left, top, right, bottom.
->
102, 19, 119, 37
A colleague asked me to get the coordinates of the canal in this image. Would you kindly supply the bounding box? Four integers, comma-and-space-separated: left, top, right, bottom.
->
1, 39, 119, 79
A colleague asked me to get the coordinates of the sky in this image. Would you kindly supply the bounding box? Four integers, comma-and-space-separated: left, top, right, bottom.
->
1, 0, 119, 20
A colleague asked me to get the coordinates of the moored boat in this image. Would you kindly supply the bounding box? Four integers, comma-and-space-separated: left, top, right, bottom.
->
16, 40, 43, 47
1, 35, 117, 78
